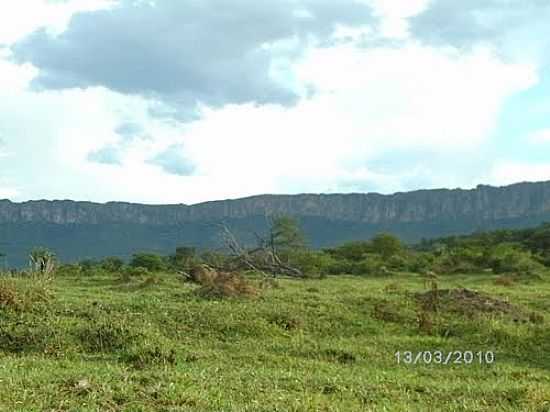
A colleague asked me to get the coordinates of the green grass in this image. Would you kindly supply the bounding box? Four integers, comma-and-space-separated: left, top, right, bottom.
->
1, 271, 549, 411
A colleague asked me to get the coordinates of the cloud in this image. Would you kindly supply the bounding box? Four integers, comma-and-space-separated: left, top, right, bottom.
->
2, 33, 536, 204
488, 161, 550, 186
0, 0, 112, 45
368, 0, 429, 39
10, 0, 375, 117
148, 144, 195, 176
0, 139, 7, 158
0, 186, 19, 199
0, 1, 546, 205
409, 0, 550, 66
114, 122, 143, 140
87, 145, 122, 165
528, 128, 550, 144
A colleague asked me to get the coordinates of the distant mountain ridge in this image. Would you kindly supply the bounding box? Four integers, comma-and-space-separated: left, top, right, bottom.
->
2, 181, 550, 267
2, 181, 550, 225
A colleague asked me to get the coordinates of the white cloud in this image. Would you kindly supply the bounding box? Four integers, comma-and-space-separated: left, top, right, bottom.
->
0, 36, 538, 203
0, 187, 19, 199
294, 42, 536, 153
368, 0, 429, 39
0, 0, 113, 45
0, 1, 544, 204
528, 129, 550, 144
487, 161, 550, 186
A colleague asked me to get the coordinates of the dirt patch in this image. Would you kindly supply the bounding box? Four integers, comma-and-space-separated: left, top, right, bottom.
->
415, 288, 527, 320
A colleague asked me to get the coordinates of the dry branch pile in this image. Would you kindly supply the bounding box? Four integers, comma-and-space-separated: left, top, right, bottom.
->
216, 222, 304, 278
184, 264, 258, 298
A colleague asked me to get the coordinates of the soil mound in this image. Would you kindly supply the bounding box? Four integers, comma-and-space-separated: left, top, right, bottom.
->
415, 288, 526, 320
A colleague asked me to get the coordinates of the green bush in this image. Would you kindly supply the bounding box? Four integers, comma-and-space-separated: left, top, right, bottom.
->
406, 252, 436, 274
78, 320, 140, 353
288, 250, 335, 278
386, 253, 425, 272
56, 264, 82, 277
79, 259, 101, 276
488, 244, 544, 275
129, 253, 166, 272
326, 254, 387, 276
429, 246, 486, 274
324, 241, 372, 261
370, 233, 403, 259
100, 256, 125, 273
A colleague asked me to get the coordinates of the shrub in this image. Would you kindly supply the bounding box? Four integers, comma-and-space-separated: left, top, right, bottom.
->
288, 250, 334, 278
371, 233, 403, 259
0, 278, 52, 312
488, 244, 545, 275
100, 256, 125, 273
407, 252, 436, 274
195, 268, 258, 299
386, 253, 425, 272
79, 259, 102, 276
78, 320, 139, 353
29, 248, 57, 280
431, 247, 485, 274
326, 254, 387, 276
0, 322, 59, 354
0, 279, 19, 309
56, 264, 82, 277
129, 253, 166, 272
324, 241, 372, 261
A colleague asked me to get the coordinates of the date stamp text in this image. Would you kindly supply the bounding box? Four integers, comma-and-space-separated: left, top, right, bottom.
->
395, 351, 495, 365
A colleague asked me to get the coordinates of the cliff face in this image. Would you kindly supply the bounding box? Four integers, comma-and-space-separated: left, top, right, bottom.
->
2, 181, 550, 267
1, 181, 550, 225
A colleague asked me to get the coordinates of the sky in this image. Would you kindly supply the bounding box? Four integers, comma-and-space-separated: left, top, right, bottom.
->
1, 0, 550, 205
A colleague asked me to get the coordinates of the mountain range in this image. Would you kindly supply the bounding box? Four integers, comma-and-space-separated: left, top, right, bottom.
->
2, 180, 550, 267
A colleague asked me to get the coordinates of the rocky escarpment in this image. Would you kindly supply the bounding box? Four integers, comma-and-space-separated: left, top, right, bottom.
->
2, 181, 550, 267
1, 181, 550, 225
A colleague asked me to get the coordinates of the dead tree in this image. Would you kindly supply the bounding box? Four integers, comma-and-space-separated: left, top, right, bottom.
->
215, 222, 303, 278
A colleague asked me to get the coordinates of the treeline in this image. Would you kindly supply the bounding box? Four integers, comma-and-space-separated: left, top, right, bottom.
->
2, 218, 550, 279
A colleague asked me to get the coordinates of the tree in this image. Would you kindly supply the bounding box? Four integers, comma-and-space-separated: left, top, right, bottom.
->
270, 216, 306, 252
525, 223, 550, 254
371, 233, 402, 259
213, 217, 305, 277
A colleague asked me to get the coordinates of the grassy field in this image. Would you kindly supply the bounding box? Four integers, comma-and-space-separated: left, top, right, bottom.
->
0, 271, 549, 411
